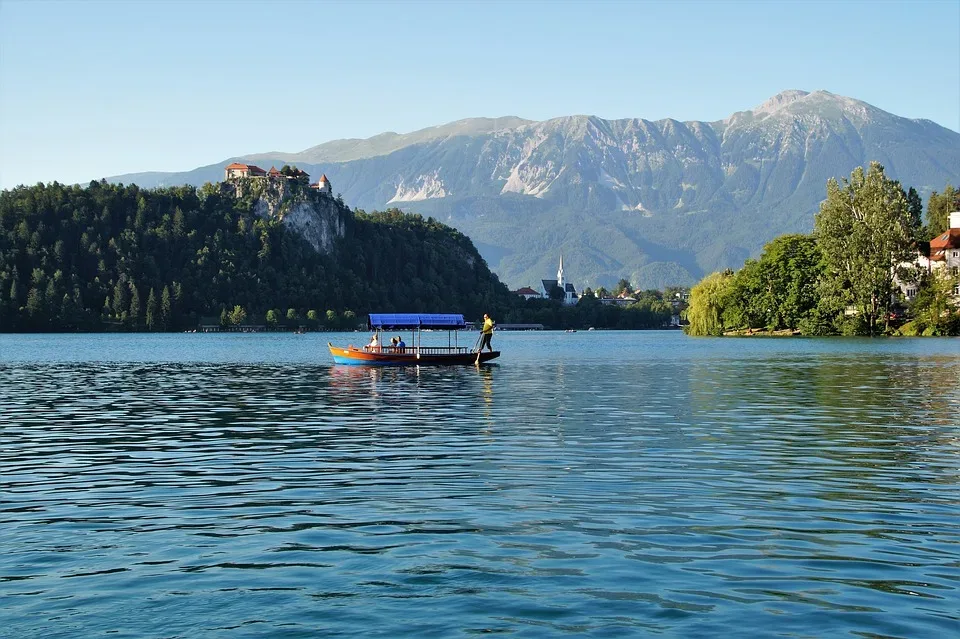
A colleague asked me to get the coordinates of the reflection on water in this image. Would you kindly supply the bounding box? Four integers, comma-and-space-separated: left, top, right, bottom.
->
1, 333, 958, 638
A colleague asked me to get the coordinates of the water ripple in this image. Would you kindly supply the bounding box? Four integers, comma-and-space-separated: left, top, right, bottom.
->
1, 333, 959, 637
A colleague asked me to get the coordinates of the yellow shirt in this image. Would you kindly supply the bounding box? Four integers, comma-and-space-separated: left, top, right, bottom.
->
481, 318, 495, 334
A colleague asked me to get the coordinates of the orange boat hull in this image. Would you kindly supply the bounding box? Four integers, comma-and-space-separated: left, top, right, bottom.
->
328, 343, 500, 366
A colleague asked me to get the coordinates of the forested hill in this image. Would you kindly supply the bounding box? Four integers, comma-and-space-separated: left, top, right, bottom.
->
0, 180, 515, 332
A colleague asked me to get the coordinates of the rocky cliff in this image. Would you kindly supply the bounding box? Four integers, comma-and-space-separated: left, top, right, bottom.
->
223, 178, 347, 254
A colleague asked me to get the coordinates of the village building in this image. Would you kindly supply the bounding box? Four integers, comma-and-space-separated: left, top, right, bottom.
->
224, 162, 267, 179
896, 211, 960, 302
512, 286, 541, 301
929, 212, 960, 297
539, 255, 578, 305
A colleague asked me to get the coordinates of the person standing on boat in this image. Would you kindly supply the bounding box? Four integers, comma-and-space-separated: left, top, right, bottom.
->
395, 336, 406, 353
478, 313, 495, 352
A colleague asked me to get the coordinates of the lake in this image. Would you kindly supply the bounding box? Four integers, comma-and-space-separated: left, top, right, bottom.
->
1, 331, 958, 637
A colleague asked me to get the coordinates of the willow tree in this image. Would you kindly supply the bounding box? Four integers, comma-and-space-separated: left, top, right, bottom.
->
814, 163, 915, 335
684, 271, 734, 336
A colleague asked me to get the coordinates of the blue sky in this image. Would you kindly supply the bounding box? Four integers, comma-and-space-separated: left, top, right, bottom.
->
1, 0, 958, 189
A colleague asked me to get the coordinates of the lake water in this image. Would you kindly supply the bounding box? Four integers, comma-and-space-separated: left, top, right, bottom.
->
1, 331, 958, 638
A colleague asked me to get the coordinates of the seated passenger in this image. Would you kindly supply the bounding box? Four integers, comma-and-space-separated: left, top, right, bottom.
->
366, 334, 379, 351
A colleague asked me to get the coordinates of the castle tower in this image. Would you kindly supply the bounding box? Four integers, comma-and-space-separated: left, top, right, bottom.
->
317, 174, 332, 196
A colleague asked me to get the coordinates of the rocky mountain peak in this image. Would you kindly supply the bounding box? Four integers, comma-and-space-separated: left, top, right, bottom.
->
751, 90, 811, 115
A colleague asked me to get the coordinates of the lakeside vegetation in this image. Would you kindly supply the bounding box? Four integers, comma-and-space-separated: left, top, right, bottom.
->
0, 180, 682, 332
685, 164, 960, 337
0, 180, 515, 332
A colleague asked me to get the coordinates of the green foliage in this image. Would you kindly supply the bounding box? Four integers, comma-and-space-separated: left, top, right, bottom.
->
926, 185, 958, 238
814, 163, 916, 335
684, 271, 734, 336
906, 269, 960, 335
228, 305, 247, 326
0, 183, 516, 332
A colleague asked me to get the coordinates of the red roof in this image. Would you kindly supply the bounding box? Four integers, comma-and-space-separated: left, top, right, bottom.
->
514, 287, 539, 296
225, 162, 266, 174
268, 166, 281, 175
318, 174, 329, 182
930, 228, 960, 250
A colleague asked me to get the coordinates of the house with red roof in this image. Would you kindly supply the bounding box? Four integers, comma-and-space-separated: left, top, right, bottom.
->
512, 286, 541, 300
897, 211, 960, 302
224, 163, 267, 180
929, 212, 960, 297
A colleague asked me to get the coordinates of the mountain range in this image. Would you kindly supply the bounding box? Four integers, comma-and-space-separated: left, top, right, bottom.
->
108, 90, 960, 289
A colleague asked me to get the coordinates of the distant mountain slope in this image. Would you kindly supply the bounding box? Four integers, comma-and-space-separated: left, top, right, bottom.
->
106, 91, 960, 289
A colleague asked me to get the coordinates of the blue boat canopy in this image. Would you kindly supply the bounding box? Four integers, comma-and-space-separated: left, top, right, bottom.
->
368, 313, 467, 330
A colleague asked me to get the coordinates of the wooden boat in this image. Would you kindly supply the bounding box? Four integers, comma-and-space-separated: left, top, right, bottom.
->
328, 313, 500, 366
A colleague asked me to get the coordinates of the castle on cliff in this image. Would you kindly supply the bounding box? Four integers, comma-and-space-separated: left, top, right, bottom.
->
224, 163, 332, 196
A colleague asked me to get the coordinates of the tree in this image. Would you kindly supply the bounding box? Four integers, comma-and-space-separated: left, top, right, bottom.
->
926, 185, 958, 238
266, 309, 278, 327
160, 285, 172, 331
145, 288, 158, 331
905, 269, 960, 335
128, 282, 141, 329
614, 278, 631, 296
906, 187, 923, 234
684, 271, 735, 336
756, 234, 824, 330
112, 280, 128, 318
25, 287, 43, 317
286, 308, 298, 321
228, 305, 247, 326
814, 163, 915, 335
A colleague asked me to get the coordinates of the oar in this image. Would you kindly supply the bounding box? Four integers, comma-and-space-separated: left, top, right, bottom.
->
473, 332, 482, 365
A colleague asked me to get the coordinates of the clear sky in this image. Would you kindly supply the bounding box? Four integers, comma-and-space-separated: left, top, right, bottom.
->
1, 0, 958, 189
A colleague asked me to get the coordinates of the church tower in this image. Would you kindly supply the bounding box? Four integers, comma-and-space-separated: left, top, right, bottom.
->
557, 254, 564, 288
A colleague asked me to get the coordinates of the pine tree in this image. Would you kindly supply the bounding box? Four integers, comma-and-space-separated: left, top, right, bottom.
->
146, 288, 157, 331
906, 187, 923, 233
160, 285, 172, 331
128, 282, 141, 329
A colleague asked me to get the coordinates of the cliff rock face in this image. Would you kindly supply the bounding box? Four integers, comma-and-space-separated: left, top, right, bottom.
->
228, 178, 347, 254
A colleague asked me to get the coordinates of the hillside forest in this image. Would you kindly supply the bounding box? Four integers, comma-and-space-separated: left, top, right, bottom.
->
685, 165, 960, 337
0, 180, 676, 332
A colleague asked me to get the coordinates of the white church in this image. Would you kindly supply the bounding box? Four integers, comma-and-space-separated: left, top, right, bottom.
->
539, 255, 578, 305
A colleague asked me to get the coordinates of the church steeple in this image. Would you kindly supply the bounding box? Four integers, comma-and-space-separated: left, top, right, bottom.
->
557, 254, 564, 287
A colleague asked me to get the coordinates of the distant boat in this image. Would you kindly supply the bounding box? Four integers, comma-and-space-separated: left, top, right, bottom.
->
328, 313, 500, 366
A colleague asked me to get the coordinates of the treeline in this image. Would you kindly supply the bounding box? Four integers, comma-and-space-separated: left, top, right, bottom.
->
0, 180, 516, 332
686, 163, 960, 337
500, 287, 678, 330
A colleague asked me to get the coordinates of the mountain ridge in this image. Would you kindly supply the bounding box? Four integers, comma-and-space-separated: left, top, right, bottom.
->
103, 90, 960, 289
